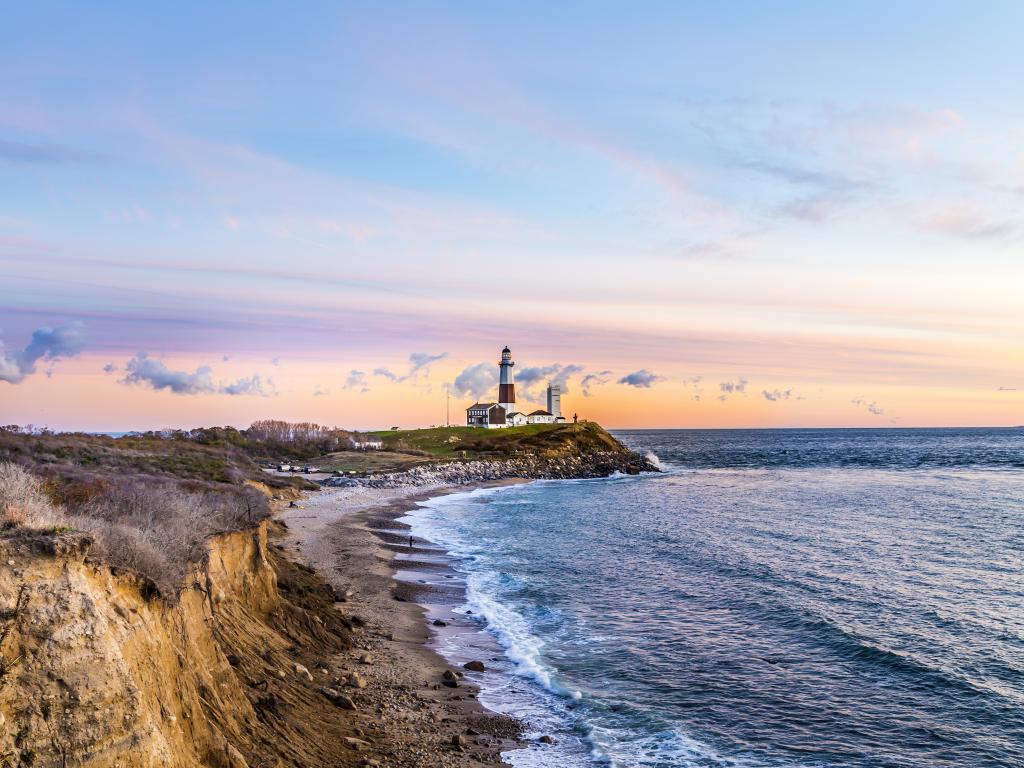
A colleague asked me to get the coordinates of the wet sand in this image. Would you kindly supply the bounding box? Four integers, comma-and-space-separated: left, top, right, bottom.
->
275, 482, 528, 767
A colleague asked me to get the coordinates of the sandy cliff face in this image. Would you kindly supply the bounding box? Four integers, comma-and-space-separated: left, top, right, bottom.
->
0, 523, 351, 768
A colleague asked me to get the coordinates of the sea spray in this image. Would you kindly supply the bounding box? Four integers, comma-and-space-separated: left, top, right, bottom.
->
644, 450, 663, 470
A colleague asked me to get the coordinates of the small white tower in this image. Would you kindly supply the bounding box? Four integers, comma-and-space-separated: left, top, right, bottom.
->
498, 346, 516, 413
546, 383, 562, 419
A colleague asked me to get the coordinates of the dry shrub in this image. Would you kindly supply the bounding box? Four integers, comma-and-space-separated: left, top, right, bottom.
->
0, 462, 66, 530
69, 517, 183, 594
73, 479, 270, 599
45, 476, 111, 508
2, 462, 271, 601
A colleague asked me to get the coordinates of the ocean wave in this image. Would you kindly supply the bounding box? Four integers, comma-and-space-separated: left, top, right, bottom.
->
588, 724, 773, 768
407, 488, 580, 699
770, 606, 1021, 708
402, 436, 1024, 767
464, 572, 579, 699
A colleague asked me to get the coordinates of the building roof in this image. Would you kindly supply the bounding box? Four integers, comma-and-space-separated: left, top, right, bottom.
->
467, 402, 497, 410
527, 409, 553, 416
506, 411, 524, 417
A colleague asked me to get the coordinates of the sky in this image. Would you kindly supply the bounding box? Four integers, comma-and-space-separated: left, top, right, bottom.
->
1, 2, 1022, 430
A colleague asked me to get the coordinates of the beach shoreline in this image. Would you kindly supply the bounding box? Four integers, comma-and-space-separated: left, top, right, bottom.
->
275, 479, 531, 767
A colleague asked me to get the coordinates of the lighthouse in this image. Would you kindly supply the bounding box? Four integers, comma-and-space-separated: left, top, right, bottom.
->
498, 346, 516, 413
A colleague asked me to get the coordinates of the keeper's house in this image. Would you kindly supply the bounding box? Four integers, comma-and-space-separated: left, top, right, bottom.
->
506, 411, 527, 426
466, 402, 507, 428
527, 409, 556, 425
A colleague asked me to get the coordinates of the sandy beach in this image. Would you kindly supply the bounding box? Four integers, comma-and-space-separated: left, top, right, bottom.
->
275, 482, 528, 767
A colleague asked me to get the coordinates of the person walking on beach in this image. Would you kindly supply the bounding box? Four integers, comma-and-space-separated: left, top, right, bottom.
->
408, 535, 413, 549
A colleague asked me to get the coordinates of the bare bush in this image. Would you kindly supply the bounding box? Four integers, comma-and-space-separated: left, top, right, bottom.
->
0, 462, 66, 529
72, 479, 271, 598
3, 462, 271, 601
70, 517, 179, 590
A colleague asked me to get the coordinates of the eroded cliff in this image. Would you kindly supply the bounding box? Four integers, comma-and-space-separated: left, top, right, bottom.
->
0, 522, 356, 768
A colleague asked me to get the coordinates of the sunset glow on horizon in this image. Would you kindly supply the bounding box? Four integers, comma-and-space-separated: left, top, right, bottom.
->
2, 3, 1022, 431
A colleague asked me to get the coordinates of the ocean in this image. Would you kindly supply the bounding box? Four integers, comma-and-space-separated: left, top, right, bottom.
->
399, 428, 1024, 767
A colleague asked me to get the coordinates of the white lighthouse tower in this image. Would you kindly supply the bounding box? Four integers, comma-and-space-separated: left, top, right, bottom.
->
498, 346, 516, 414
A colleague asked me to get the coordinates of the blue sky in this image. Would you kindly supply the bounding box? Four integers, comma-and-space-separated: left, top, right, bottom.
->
1, 2, 1022, 429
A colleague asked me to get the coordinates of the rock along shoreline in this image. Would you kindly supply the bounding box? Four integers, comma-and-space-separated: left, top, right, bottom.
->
322, 449, 659, 489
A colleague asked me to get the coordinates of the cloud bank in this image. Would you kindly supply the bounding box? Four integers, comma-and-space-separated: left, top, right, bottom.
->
120, 353, 270, 396
408, 351, 447, 378
343, 370, 369, 393
451, 363, 498, 401
581, 370, 613, 396
618, 370, 663, 388
373, 352, 449, 386
718, 378, 748, 399
0, 322, 86, 384
516, 363, 584, 398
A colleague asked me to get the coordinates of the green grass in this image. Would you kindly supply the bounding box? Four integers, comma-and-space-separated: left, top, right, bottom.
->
366, 422, 625, 462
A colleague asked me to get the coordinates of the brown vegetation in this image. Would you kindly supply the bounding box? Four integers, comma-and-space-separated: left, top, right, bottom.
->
0, 419, 395, 599
0, 463, 64, 530
1, 461, 270, 599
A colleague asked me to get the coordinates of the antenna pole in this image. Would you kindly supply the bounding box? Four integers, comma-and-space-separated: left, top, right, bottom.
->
446, 384, 450, 427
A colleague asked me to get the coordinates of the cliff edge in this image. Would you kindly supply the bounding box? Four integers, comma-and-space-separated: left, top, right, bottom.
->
0, 522, 360, 768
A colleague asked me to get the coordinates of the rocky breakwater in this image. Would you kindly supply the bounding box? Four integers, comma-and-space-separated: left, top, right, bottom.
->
325, 449, 659, 489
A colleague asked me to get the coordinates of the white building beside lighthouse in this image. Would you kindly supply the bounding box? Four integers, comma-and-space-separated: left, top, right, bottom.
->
546, 383, 563, 420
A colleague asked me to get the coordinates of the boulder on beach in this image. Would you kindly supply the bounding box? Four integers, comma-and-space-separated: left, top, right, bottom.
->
325, 689, 357, 710
346, 672, 366, 689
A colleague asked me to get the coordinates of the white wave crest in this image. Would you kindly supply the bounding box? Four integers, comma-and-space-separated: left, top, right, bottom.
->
644, 451, 664, 470
589, 724, 765, 768
464, 573, 580, 699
